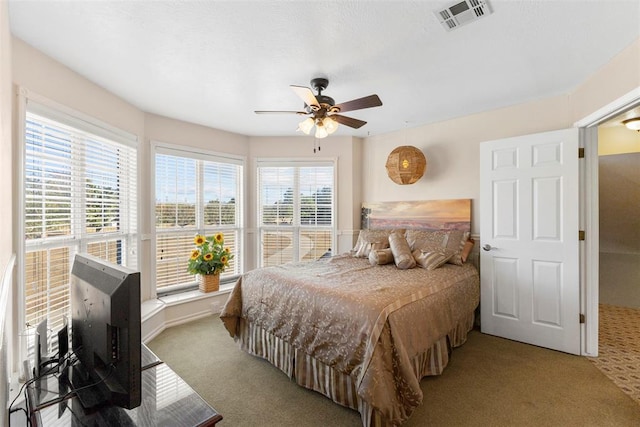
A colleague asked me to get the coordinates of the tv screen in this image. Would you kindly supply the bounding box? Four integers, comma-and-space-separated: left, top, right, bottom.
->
70, 253, 141, 410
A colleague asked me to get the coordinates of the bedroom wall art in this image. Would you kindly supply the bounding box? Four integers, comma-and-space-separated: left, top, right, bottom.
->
385, 145, 426, 185
361, 199, 471, 231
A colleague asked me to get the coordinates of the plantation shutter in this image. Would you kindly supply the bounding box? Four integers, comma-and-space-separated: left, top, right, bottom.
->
23, 101, 138, 334
154, 147, 243, 291
257, 161, 334, 267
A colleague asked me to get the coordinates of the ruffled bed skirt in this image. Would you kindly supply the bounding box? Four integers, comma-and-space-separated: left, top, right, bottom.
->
235, 310, 475, 426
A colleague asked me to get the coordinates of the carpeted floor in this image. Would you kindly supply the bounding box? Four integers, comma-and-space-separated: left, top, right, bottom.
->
588, 304, 640, 404
148, 316, 640, 426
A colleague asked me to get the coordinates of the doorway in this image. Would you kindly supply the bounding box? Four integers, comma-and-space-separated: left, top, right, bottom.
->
576, 87, 640, 358
581, 99, 640, 404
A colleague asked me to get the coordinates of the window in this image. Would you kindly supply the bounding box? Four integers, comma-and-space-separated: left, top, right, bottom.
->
22, 100, 138, 336
154, 146, 243, 293
258, 161, 335, 267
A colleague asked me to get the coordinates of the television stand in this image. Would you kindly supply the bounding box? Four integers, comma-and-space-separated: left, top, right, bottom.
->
21, 344, 222, 427
66, 363, 110, 411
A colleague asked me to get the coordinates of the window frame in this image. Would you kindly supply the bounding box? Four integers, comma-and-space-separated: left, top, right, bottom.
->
16, 90, 139, 349
151, 141, 245, 296
256, 158, 337, 267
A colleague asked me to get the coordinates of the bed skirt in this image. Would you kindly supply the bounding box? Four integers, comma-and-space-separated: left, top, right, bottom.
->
235, 310, 475, 427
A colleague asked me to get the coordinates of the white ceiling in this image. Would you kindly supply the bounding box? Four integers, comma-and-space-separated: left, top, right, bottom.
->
8, 0, 640, 137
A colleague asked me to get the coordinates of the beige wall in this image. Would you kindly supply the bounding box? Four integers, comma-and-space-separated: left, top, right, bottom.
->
598, 152, 640, 308
570, 38, 640, 123
12, 38, 144, 137
599, 153, 640, 254
362, 95, 570, 233
598, 125, 640, 155
1, 0, 15, 398
0, 0, 12, 264
362, 37, 640, 234
1, 4, 13, 268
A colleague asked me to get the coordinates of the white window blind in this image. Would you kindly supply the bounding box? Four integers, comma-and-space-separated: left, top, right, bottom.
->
23, 106, 138, 335
258, 162, 334, 267
154, 147, 243, 291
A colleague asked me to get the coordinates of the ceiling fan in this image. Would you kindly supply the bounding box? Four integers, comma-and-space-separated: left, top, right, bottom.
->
255, 77, 383, 139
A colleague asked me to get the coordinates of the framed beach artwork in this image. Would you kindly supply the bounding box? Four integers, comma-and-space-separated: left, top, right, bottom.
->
361, 199, 471, 232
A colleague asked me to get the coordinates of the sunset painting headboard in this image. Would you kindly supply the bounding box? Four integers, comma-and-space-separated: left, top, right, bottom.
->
361, 199, 471, 232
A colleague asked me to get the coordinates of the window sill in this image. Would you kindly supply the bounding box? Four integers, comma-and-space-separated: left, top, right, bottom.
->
157, 282, 234, 307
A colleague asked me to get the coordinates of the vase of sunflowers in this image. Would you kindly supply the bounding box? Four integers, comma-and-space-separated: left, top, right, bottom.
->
188, 233, 233, 293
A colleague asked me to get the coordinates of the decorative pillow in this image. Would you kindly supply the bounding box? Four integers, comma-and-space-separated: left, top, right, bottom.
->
389, 232, 416, 269
368, 248, 394, 266
444, 230, 470, 265
460, 238, 475, 263
352, 229, 403, 258
405, 229, 447, 252
413, 249, 454, 270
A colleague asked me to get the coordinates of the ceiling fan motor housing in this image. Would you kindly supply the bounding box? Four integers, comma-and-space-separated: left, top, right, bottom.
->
310, 77, 329, 93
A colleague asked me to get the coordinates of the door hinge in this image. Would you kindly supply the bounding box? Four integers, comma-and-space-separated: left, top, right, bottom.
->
579, 313, 585, 324
578, 148, 585, 158
579, 230, 585, 241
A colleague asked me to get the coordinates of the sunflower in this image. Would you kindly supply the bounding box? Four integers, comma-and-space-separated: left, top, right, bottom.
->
187, 232, 234, 276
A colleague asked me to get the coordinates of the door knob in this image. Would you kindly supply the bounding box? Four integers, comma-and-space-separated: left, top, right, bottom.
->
482, 244, 493, 251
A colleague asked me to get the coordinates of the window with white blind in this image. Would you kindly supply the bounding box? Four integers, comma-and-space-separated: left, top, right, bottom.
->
22, 100, 138, 337
257, 161, 335, 267
154, 146, 243, 293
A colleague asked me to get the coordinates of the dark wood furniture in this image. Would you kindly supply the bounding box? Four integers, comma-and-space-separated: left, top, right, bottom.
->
23, 345, 222, 427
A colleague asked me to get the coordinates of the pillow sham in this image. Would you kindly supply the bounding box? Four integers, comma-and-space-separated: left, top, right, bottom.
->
412, 249, 454, 270
460, 238, 475, 263
352, 229, 403, 258
404, 229, 447, 253
368, 248, 394, 266
444, 230, 470, 265
389, 232, 416, 269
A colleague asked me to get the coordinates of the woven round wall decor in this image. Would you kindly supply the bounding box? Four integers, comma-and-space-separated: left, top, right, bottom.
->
385, 145, 427, 185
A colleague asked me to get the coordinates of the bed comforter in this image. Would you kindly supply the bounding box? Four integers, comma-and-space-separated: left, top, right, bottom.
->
220, 253, 479, 425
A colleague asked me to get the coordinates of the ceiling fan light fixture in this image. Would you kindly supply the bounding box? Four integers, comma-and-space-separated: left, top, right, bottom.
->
256, 78, 382, 142
315, 122, 329, 139
297, 117, 314, 134
622, 117, 640, 131
323, 117, 339, 134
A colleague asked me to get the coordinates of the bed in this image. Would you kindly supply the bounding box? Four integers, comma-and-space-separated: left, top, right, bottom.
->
220, 200, 479, 426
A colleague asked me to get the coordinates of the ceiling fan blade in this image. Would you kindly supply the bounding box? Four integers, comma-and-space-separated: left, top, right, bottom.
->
331, 114, 367, 129
333, 94, 382, 113
290, 85, 320, 109
254, 110, 308, 115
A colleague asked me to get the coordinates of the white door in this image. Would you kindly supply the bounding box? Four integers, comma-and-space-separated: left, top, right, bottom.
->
480, 128, 581, 355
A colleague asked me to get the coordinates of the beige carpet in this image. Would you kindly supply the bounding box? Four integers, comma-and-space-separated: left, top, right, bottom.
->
589, 304, 640, 404
148, 316, 640, 426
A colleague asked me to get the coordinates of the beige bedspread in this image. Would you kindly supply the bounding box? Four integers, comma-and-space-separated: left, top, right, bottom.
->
221, 254, 479, 425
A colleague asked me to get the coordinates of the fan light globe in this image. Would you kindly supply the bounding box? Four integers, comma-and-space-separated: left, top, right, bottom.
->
297, 117, 314, 135
323, 117, 339, 134
315, 123, 329, 139
623, 118, 640, 131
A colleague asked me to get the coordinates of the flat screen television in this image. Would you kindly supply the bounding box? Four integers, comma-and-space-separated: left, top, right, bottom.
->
69, 253, 141, 410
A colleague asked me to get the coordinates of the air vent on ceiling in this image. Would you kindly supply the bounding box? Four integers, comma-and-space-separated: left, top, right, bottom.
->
434, 0, 492, 31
